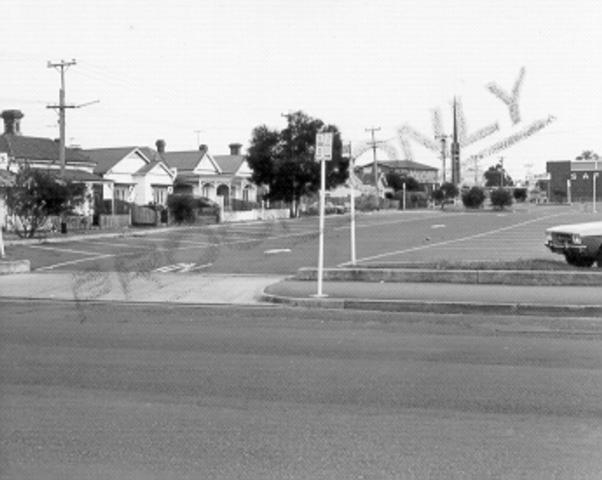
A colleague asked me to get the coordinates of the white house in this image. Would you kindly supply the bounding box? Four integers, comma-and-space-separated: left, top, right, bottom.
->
163, 142, 258, 208
83, 143, 176, 211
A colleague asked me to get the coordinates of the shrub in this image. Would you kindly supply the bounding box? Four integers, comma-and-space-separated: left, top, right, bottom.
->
513, 188, 528, 202
431, 182, 458, 208
167, 194, 196, 223
356, 194, 380, 211
461, 186, 486, 209
489, 188, 514, 209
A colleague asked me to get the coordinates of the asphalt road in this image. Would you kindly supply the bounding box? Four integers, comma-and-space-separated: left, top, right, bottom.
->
8, 205, 602, 274
2, 300, 602, 479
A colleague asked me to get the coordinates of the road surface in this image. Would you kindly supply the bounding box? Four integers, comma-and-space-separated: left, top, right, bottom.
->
2, 300, 601, 479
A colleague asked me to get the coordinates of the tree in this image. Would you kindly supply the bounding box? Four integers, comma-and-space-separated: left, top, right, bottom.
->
461, 186, 486, 209
576, 150, 599, 161
489, 188, 513, 210
246, 111, 348, 212
385, 172, 420, 192
4, 166, 87, 238
431, 182, 459, 209
484, 163, 513, 187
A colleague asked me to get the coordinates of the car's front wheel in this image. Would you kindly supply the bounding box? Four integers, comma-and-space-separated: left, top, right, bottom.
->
565, 252, 595, 267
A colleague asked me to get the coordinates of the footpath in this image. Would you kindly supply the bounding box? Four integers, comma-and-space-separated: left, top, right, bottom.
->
1, 227, 602, 318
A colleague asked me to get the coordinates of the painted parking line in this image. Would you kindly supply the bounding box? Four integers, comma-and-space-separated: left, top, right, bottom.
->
29, 245, 104, 256
343, 212, 567, 266
36, 254, 117, 271
86, 240, 153, 249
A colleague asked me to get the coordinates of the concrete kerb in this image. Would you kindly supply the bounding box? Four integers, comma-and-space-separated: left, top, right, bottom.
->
0, 259, 30, 274
294, 267, 602, 286
261, 292, 602, 318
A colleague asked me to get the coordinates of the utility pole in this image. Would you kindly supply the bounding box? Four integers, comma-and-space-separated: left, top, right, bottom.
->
451, 97, 461, 186
365, 126, 381, 206
47, 59, 77, 177
499, 156, 505, 187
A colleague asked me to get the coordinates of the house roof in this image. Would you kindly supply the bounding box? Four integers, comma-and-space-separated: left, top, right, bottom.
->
134, 160, 172, 176
0, 134, 93, 164
33, 168, 106, 183
363, 160, 438, 171
213, 155, 245, 175
83, 147, 147, 174
162, 150, 206, 171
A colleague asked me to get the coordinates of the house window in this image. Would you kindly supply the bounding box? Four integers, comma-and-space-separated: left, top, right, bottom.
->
243, 186, 251, 202
114, 185, 130, 201
152, 186, 168, 205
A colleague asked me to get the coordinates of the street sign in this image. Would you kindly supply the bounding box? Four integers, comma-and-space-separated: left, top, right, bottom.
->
342, 142, 352, 158
316, 132, 333, 161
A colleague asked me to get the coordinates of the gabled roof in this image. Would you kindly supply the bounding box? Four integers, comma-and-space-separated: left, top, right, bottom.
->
364, 159, 438, 171
0, 134, 93, 164
162, 150, 206, 171
134, 160, 174, 177
212, 155, 245, 175
83, 147, 148, 175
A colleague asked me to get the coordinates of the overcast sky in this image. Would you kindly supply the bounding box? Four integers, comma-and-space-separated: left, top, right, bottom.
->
2, 0, 601, 180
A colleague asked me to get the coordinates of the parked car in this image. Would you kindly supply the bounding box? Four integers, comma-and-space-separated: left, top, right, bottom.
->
545, 221, 602, 267
306, 201, 346, 215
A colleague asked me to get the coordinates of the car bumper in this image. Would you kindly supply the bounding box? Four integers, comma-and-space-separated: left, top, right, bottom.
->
545, 241, 587, 254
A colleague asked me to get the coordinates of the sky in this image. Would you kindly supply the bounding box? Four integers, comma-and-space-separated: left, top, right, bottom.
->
2, 0, 601, 181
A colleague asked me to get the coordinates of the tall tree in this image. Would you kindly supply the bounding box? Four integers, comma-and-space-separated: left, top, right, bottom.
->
483, 163, 513, 187
246, 111, 348, 209
576, 150, 599, 161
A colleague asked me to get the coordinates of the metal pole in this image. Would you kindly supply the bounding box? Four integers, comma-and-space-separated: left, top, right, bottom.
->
316, 155, 327, 296
349, 153, 356, 265
594, 173, 598, 214
402, 182, 406, 210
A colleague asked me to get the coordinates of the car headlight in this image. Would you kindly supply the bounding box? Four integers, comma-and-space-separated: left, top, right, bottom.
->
571, 233, 582, 244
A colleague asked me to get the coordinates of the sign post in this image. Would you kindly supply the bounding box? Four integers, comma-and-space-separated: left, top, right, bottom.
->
314, 132, 333, 297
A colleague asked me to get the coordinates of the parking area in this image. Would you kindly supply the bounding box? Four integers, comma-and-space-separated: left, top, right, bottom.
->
8, 205, 602, 274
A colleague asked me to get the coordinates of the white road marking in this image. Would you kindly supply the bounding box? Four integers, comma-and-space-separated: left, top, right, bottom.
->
36, 254, 117, 271
264, 248, 292, 255
342, 212, 568, 266
29, 245, 103, 256
153, 262, 213, 273
431, 224, 446, 229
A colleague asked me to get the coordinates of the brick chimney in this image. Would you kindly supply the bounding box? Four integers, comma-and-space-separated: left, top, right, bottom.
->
229, 143, 242, 155
1, 109, 24, 135
155, 139, 166, 153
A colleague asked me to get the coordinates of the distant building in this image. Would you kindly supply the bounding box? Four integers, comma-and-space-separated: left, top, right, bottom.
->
547, 158, 602, 202
358, 159, 439, 193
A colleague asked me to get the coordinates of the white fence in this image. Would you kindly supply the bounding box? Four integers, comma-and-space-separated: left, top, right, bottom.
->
220, 208, 290, 223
